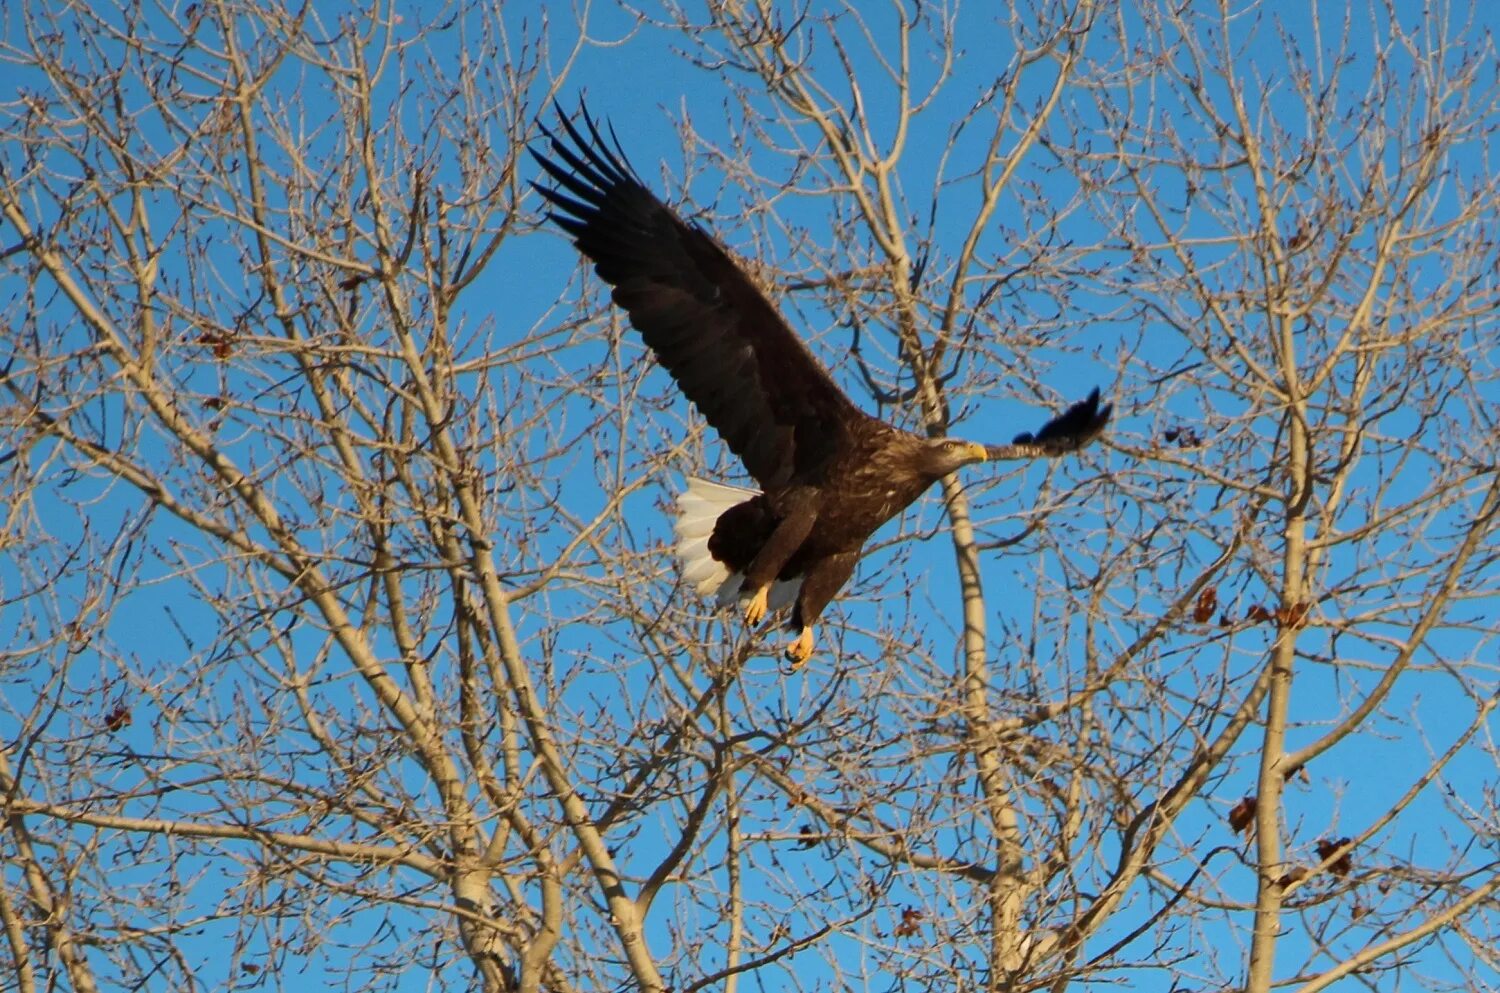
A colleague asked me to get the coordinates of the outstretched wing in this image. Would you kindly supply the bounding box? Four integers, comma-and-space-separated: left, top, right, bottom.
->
532, 104, 868, 490
987, 387, 1113, 460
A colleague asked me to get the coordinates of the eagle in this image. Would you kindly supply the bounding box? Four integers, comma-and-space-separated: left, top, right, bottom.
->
533, 105, 1111, 665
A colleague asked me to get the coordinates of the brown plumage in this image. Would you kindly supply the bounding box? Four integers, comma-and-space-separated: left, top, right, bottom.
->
533, 103, 1111, 664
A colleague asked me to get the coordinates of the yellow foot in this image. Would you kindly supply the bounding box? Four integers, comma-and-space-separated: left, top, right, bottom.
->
744, 586, 770, 627
784, 628, 815, 668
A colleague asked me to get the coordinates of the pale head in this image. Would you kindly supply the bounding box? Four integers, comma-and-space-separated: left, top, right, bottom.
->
919, 437, 989, 478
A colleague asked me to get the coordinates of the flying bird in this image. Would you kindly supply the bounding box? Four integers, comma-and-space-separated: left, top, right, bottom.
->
533, 105, 1111, 665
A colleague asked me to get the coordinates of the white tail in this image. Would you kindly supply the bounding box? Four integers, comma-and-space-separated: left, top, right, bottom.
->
674, 477, 801, 613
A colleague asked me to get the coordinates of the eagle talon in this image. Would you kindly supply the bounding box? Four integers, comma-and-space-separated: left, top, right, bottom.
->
784, 628, 815, 668
744, 586, 770, 627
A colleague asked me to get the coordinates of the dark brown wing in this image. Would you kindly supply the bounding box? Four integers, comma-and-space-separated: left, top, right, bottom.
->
986, 388, 1112, 460
532, 103, 868, 490
1013, 387, 1112, 452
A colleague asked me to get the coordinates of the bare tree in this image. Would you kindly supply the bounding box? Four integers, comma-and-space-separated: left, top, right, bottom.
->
0, 2, 626, 989
652, 1, 1500, 990
2, 1, 1496, 992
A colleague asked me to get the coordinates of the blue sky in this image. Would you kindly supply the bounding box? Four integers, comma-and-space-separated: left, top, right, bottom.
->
2, 0, 1497, 990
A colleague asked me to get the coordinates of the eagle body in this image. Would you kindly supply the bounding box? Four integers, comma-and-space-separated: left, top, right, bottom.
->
534, 104, 1112, 664
700, 422, 975, 627
713, 425, 953, 568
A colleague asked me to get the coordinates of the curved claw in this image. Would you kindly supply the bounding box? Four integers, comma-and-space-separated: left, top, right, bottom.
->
744, 586, 770, 627
784, 627, 815, 668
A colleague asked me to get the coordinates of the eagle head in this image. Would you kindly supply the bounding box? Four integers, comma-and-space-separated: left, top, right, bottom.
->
920, 437, 990, 478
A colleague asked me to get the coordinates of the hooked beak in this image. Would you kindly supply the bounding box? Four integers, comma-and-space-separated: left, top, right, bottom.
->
963, 441, 989, 463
